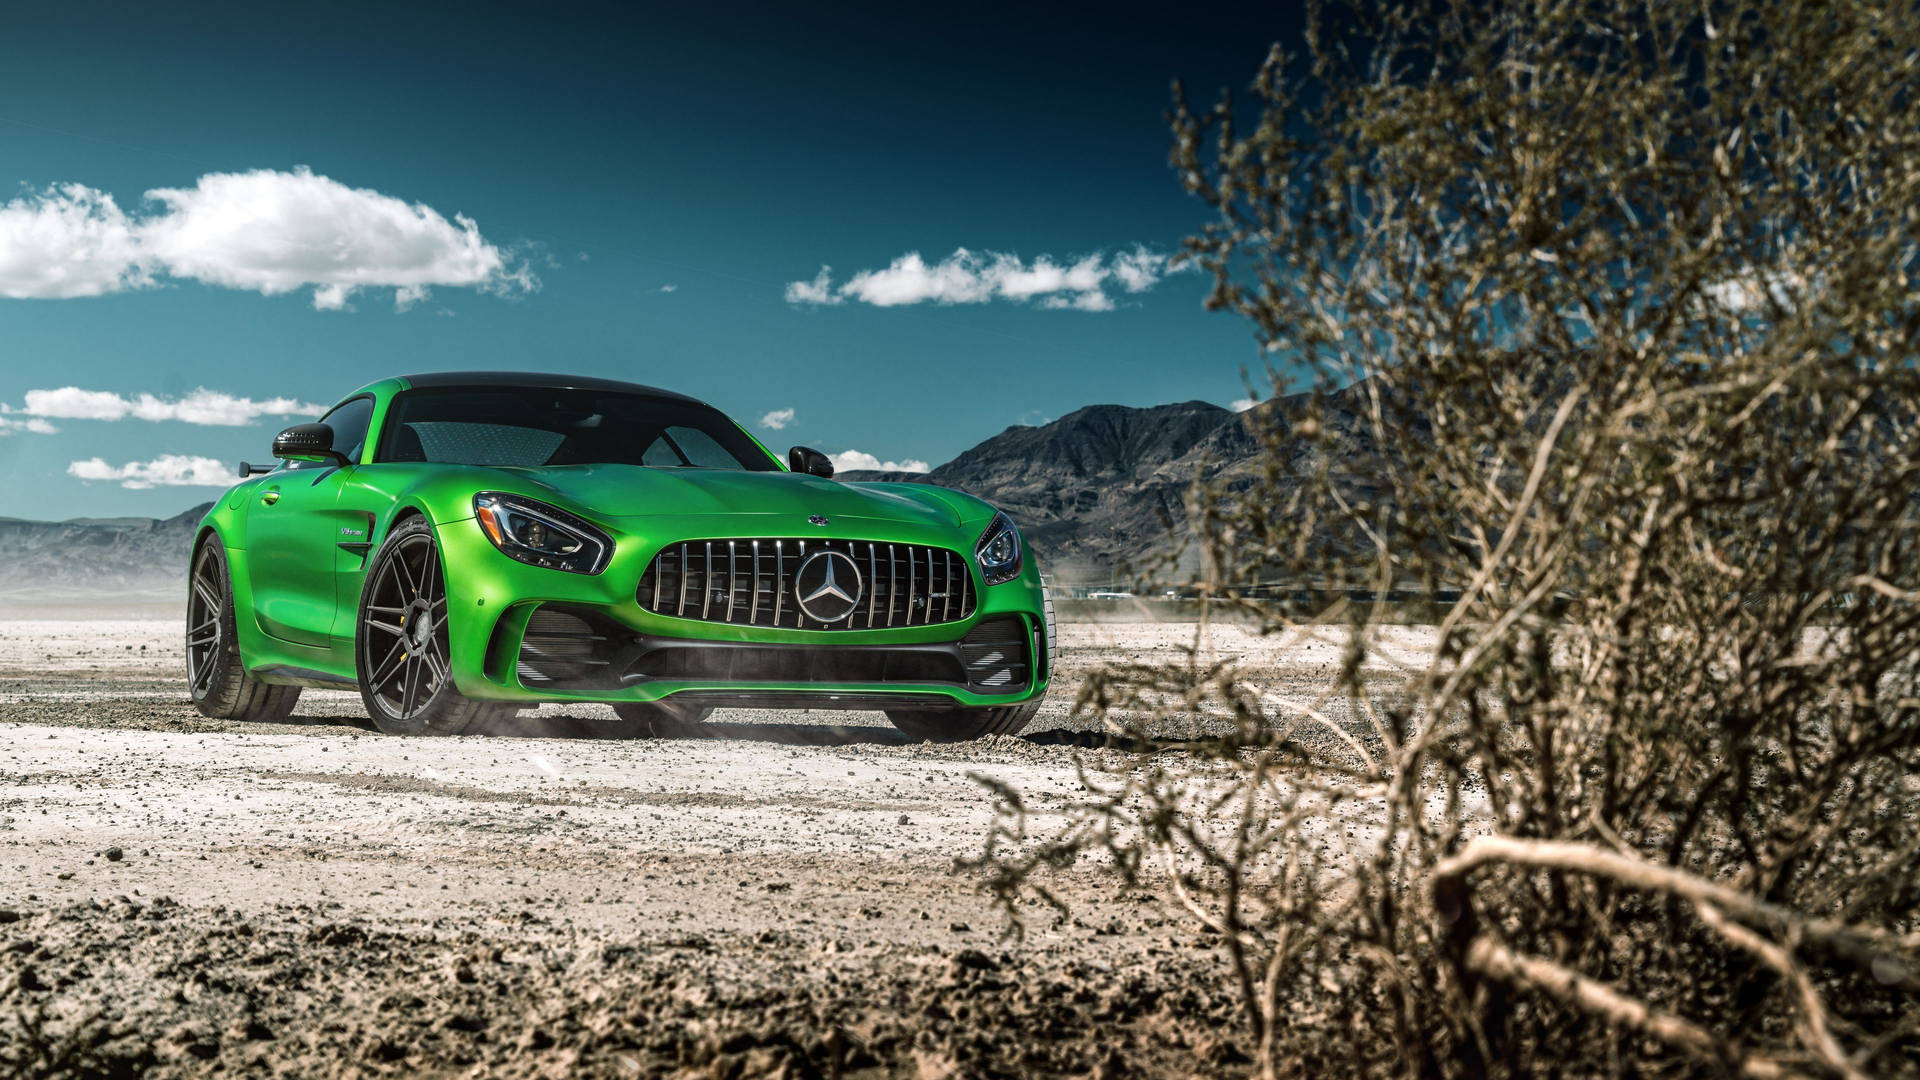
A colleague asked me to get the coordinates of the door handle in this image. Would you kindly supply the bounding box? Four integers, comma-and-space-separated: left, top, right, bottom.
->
261, 490, 281, 505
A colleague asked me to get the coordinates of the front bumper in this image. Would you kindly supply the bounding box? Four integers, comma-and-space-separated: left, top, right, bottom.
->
437, 512, 1052, 710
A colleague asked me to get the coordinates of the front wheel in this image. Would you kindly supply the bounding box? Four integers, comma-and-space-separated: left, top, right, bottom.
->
355, 517, 501, 736
886, 700, 1041, 742
186, 537, 302, 722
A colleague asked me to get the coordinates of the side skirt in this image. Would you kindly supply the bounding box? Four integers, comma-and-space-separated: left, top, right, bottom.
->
251, 664, 359, 690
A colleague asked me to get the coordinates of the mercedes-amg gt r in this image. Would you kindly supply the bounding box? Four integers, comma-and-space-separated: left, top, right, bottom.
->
185, 372, 1053, 739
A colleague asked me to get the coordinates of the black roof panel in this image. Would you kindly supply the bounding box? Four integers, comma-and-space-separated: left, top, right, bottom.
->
399, 371, 700, 404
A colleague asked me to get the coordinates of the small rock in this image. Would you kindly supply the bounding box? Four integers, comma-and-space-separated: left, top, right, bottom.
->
947, 921, 970, 933
103, 847, 124, 862
947, 948, 998, 973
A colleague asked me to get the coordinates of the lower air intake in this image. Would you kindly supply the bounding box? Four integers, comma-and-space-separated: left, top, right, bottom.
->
959, 616, 1031, 695
517, 608, 618, 688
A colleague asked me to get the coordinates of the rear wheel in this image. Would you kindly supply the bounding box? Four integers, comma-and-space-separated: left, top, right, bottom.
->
356, 517, 501, 736
886, 700, 1041, 742
610, 700, 713, 738
186, 537, 302, 722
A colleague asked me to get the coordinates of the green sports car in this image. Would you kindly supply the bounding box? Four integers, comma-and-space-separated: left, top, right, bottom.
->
186, 372, 1054, 740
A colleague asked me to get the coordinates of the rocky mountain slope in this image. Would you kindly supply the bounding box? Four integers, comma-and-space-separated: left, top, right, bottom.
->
844, 399, 1276, 581
0, 504, 210, 601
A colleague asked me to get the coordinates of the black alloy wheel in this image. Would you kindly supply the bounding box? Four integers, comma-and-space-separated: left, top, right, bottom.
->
356, 516, 501, 735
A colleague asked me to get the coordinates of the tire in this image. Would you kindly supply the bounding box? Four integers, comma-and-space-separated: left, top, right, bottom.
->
186, 536, 302, 722
886, 700, 1041, 742
1040, 579, 1058, 681
355, 516, 499, 736
610, 700, 713, 738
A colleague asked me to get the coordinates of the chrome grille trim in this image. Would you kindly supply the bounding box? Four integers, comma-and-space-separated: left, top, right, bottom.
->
638, 538, 978, 630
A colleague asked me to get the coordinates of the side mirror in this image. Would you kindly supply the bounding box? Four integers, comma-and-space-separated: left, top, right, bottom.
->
787, 445, 835, 479
272, 423, 349, 468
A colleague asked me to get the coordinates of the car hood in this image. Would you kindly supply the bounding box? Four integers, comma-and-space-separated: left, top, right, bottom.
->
495, 465, 962, 528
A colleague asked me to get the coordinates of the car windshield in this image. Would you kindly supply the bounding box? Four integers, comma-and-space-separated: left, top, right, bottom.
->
376, 387, 778, 471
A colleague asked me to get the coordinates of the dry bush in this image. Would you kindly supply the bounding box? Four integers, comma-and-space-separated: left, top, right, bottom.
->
971, 2, 1920, 1076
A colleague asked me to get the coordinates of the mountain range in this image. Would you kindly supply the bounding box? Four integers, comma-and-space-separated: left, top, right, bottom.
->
839, 399, 1262, 580
0, 397, 1281, 601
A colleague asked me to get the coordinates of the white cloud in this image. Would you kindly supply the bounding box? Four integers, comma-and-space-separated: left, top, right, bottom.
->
0, 184, 151, 299
786, 245, 1181, 311
68, 454, 239, 489
0, 416, 59, 435
829, 449, 931, 474
784, 266, 841, 305
1230, 398, 1258, 412
9, 387, 323, 426
0, 168, 534, 310
658, 283, 678, 293
759, 407, 795, 430
1040, 290, 1116, 312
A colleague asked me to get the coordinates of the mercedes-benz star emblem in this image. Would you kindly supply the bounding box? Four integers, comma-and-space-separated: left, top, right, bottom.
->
794, 549, 863, 623
808, 514, 830, 527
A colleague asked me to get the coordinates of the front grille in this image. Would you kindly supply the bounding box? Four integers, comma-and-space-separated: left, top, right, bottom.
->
637, 539, 977, 630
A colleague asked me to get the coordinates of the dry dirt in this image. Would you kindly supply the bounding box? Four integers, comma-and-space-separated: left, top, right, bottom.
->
0, 616, 1423, 1078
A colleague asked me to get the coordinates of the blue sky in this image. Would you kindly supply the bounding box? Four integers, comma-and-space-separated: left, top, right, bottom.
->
1, 0, 1300, 518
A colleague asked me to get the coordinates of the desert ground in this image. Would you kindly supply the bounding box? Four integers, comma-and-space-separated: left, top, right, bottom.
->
0, 611, 1415, 1078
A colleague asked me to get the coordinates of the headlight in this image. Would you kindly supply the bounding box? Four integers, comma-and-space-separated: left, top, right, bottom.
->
974, 511, 1023, 586
473, 492, 611, 574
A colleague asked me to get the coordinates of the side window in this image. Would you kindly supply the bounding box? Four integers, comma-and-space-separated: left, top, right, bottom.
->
289, 397, 374, 470
642, 426, 743, 469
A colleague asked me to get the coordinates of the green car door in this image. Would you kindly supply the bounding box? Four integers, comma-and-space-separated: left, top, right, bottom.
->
245, 397, 374, 647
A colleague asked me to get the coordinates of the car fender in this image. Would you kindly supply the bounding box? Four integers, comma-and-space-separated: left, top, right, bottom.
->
190, 509, 280, 670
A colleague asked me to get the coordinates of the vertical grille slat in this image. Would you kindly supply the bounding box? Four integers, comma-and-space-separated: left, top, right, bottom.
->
888, 545, 899, 628
639, 537, 976, 631
906, 545, 917, 626
749, 540, 762, 625
677, 542, 690, 617
701, 541, 714, 620
726, 541, 739, 623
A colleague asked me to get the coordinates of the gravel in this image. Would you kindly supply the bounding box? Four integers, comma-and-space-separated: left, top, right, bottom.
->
0, 616, 1424, 1077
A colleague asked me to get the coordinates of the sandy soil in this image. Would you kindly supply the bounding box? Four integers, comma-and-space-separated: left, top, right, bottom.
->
0, 617, 1424, 1078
